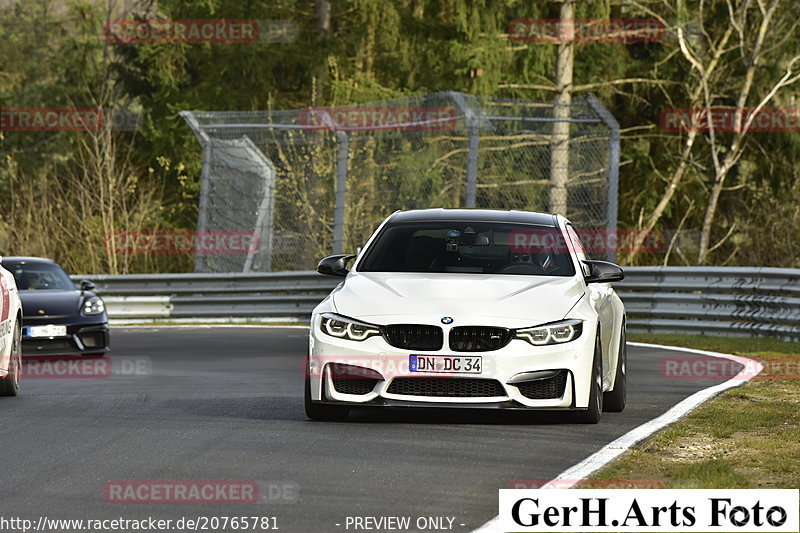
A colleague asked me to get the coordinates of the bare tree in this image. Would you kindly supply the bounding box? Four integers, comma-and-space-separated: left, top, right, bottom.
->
685, 0, 800, 264
61, 89, 164, 274
619, 0, 799, 265
634, 21, 732, 256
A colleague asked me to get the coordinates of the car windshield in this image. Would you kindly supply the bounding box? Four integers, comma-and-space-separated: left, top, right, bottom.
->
5, 261, 76, 291
357, 221, 576, 276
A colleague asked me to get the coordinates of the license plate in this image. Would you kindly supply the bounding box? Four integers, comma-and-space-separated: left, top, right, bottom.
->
25, 325, 67, 338
410, 355, 482, 374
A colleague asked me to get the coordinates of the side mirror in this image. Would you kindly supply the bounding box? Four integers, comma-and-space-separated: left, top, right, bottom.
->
80, 279, 96, 291
582, 260, 624, 284
317, 254, 357, 277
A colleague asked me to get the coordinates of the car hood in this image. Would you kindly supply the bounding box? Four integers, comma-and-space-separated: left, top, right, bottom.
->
331, 272, 584, 327
19, 290, 86, 318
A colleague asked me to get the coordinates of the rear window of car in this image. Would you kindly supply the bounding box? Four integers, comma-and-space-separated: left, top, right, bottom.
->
357, 222, 576, 276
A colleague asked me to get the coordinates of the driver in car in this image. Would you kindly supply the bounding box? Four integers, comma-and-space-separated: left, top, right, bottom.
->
24, 272, 47, 290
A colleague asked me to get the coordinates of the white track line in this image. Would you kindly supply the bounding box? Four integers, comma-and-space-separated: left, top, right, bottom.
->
470, 341, 764, 533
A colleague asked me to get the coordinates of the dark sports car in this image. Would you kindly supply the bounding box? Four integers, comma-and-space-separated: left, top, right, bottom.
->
3, 257, 109, 356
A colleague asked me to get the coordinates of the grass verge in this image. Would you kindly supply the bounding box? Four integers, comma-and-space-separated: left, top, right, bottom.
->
590, 333, 799, 489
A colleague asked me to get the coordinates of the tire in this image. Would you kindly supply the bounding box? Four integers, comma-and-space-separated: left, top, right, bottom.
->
574, 334, 603, 424
603, 322, 627, 412
0, 321, 22, 397
304, 359, 349, 421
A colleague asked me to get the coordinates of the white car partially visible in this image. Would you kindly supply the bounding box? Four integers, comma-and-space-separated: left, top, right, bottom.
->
0, 256, 23, 396
306, 209, 627, 423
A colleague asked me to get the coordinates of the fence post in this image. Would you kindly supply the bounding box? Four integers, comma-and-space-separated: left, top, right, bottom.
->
465, 123, 479, 208
333, 131, 348, 254
194, 142, 212, 272
180, 111, 214, 272
240, 137, 276, 272
586, 94, 620, 263
606, 127, 620, 263
448, 92, 480, 208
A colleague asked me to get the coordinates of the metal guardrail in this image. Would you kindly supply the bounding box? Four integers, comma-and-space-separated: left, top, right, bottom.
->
73, 272, 339, 320
72, 267, 800, 340
618, 267, 799, 341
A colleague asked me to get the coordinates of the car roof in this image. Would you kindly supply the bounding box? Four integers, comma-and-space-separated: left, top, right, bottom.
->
2, 257, 58, 265
386, 208, 558, 226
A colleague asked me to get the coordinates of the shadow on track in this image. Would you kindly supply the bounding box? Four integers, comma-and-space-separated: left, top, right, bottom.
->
324, 406, 594, 425
162, 396, 595, 425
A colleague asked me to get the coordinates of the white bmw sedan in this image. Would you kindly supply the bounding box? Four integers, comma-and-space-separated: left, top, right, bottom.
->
307, 209, 627, 423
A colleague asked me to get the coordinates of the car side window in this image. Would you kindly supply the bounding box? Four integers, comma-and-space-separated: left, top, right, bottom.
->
565, 224, 590, 276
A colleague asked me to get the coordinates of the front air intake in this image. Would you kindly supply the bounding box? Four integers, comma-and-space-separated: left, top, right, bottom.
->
386, 377, 505, 397
329, 364, 382, 395
515, 371, 567, 400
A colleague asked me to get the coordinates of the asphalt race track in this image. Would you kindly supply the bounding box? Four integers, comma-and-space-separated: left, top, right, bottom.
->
0, 327, 738, 533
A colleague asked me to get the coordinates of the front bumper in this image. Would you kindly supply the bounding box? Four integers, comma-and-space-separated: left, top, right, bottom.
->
308, 315, 597, 410
22, 318, 110, 356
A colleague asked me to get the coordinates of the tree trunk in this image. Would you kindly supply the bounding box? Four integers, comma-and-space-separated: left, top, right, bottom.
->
315, 0, 330, 34
697, 153, 738, 264
312, 0, 331, 106
548, 0, 573, 216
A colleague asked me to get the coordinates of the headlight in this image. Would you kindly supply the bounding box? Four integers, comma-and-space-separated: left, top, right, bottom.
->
514, 319, 583, 345
82, 297, 105, 315
320, 313, 381, 341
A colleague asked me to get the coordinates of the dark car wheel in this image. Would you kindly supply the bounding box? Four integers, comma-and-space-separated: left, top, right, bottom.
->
0, 322, 22, 396
574, 334, 603, 424
603, 321, 627, 412
304, 359, 349, 422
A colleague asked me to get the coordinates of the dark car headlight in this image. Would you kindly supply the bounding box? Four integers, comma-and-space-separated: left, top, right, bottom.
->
82, 297, 106, 316
514, 319, 583, 346
320, 313, 381, 341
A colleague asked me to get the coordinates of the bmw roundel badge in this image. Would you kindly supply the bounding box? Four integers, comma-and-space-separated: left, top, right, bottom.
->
441, 317, 454, 324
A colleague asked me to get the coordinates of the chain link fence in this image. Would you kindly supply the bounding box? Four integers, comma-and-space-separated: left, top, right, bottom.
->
181, 91, 619, 272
